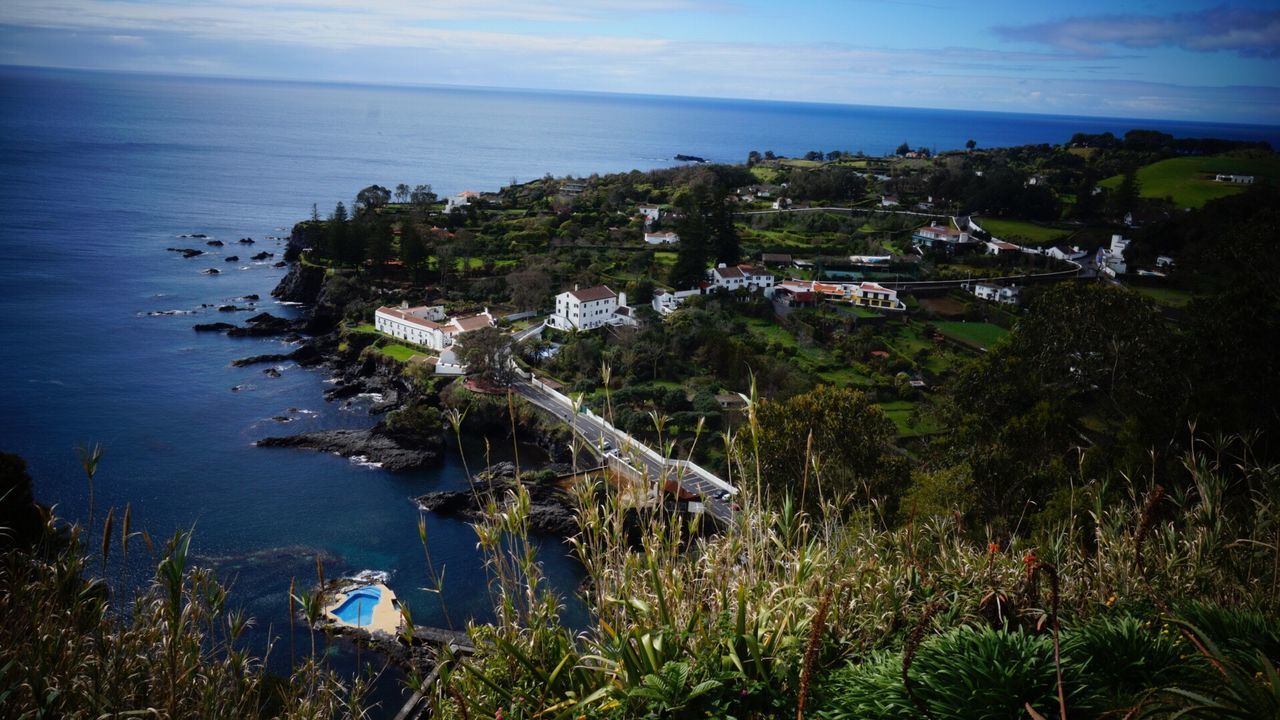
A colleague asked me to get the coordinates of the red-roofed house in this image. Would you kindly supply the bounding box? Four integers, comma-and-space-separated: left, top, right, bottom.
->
549, 285, 638, 331
374, 304, 495, 351
912, 222, 973, 250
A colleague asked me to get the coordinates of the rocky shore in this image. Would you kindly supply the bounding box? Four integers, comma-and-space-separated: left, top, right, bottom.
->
257, 426, 442, 471
414, 461, 579, 535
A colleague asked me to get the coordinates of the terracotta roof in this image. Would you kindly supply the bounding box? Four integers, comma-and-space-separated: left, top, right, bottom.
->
859, 282, 892, 293
450, 313, 493, 333
989, 240, 1020, 250
376, 306, 445, 330
568, 285, 617, 302
715, 266, 745, 279
761, 253, 792, 263
916, 224, 963, 237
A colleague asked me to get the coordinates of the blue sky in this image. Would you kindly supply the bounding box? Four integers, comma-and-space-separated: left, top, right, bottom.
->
1, 0, 1278, 123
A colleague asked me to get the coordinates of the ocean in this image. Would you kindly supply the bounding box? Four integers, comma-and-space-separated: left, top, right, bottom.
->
1, 65, 1276, 711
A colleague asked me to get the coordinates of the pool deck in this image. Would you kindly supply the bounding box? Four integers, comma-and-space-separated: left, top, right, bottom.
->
323, 582, 401, 636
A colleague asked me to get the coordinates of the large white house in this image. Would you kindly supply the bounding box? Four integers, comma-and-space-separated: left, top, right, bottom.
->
548, 285, 637, 331
445, 190, 479, 213
972, 282, 1021, 305
651, 288, 702, 316
374, 304, 495, 351
912, 223, 975, 250
644, 231, 679, 245
707, 264, 775, 293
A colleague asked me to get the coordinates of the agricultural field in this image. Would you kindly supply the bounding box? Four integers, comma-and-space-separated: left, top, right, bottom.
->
1099, 153, 1280, 208
933, 320, 1008, 350
975, 217, 1072, 246
1131, 285, 1194, 308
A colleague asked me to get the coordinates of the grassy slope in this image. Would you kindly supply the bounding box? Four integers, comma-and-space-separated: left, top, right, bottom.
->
1099, 154, 1280, 208
933, 321, 1008, 349
976, 217, 1072, 246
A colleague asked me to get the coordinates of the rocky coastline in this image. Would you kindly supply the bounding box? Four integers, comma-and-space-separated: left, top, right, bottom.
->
414, 461, 580, 536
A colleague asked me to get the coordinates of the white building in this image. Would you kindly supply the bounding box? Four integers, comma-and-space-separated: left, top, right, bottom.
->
707, 264, 775, 293
637, 205, 661, 224
548, 285, 638, 331
1156, 255, 1175, 268
972, 282, 1021, 305
1047, 245, 1089, 262
651, 288, 702, 316
1215, 174, 1255, 184
445, 190, 479, 213
880, 194, 900, 207
644, 231, 679, 245
374, 304, 495, 351
912, 223, 974, 249
986, 240, 1021, 256
850, 281, 900, 310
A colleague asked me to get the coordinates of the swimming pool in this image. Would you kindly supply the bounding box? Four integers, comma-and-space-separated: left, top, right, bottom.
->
331, 586, 382, 627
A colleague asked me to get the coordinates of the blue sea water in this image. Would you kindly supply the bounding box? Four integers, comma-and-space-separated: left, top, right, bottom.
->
1, 65, 1277, 710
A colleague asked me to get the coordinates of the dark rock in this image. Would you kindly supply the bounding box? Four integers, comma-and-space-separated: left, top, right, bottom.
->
272, 415, 291, 423
232, 353, 289, 367
263, 367, 282, 378
218, 304, 252, 312
238, 237, 255, 244
241, 294, 260, 301
414, 462, 578, 535
251, 251, 274, 261
273, 261, 287, 268
203, 268, 221, 275
256, 426, 442, 472
231, 384, 244, 392
224, 255, 240, 262
271, 263, 326, 304
206, 240, 224, 246
674, 154, 707, 163
190, 233, 209, 239
226, 312, 301, 337
289, 343, 324, 367
194, 322, 236, 332
167, 247, 205, 258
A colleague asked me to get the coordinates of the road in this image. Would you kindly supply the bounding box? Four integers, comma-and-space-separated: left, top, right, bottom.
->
510, 378, 735, 525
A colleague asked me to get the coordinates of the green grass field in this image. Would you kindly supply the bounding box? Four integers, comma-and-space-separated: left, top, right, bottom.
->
749, 166, 781, 183
376, 343, 421, 362
1099, 154, 1280, 209
877, 400, 944, 437
1132, 286, 1194, 308
934, 321, 1007, 349
975, 217, 1071, 246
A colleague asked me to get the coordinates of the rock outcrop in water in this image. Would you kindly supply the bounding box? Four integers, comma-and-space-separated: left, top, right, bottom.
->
271, 263, 326, 304
256, 425, 442, 471
414, 462, 579, 535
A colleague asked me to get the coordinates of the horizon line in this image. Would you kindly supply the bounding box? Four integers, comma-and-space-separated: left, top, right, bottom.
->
5, 62, 1279, 132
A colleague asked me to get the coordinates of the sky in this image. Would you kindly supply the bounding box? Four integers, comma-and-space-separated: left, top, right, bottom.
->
1, 0, 1278, 123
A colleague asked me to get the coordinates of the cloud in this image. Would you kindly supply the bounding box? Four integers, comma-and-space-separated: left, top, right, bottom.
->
994, 5, 1280, 59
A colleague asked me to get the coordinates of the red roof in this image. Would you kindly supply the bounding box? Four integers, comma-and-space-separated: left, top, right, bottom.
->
376, 306, 445, 330
568, 285, 617, 302
916, 224, 963, 237
715, 266, 745, 279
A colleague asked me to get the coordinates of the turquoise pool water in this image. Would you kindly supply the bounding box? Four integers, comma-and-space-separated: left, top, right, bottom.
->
332, 586, 382, 626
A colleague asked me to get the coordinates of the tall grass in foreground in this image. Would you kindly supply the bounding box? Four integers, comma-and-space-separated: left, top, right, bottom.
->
430, 374, 1279, 719
0, 505, 369, 718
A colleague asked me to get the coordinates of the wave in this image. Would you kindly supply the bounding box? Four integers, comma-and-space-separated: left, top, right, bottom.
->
349, 455, 384, 469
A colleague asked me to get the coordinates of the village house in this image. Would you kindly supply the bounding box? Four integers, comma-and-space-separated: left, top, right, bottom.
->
1156, 255, 1175, 268
1096, 234, 1130, 278
548, 285, 637, 331
760, 252, 792, 267
776, 279, 903, 311
707, 264, 775, 293
637, 205, 661, 225
445, 190, 479, 213
374, 303, 496, 351
912, 222, 975, 251
971, 282, 1021, 305
644, 231, 679, 245
651, 288, 702, 316
1046, 245, 1089, 263
986, 239, 1021, 256
1214, 174, 1255, 184
880, 194, 900, 207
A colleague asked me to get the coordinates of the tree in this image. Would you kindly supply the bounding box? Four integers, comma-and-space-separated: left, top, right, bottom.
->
366, 217, 393, 272
896, 142, 911, 156
455, 326, 513, 386
506, 267, 551, 311
747, 150, 762, 166
399, 220, 427, 278
966, 139, 977, 151
751, 385, 901, 510
1111, 167, 1141, 217
410, 184, 437, 213
355, 185, 391, 213
394, 183, 410, 203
